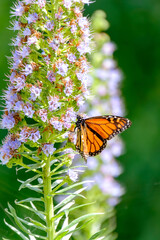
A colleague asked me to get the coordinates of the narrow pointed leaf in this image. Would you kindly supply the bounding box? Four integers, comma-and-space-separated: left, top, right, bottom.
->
4, 219, 29, 240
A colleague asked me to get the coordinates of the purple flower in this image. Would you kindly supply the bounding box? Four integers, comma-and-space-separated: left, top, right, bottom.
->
100, 161, 122, 177
29, 130, 41, 142
47, 71, 56, 82
67, 53, 76, 63
23, 64, 33, 76
45, 21, 54, 31
100, 177, 125, 197
102, 42, 116, 56
24, 0, 34, 4
77, 41, 90, 55
20, 46, 30, 58
30, 85, 42, 101
27, 13, 38, 24
14, 101, 24, 111
38, 109, 48, 122
48, 96, 61, 111
11, 2, 24, 17
13, 36, 22, 47
19, 128, 30, 142
50, 118, 63, 131
42, 144, 55, 156
27, 36, 37, 46
23, 28, 31, 36
1, 113, 15, 129
63, 0, 72, 9
23, 103, 35, 118
37, 0, 46, 8
56, 61, 68, 76
12, 21, 21, 31
68, 169, 78, 182
87, 157, 98, 170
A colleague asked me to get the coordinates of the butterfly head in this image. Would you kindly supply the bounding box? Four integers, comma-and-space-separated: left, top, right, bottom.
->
76, 115, 85, 128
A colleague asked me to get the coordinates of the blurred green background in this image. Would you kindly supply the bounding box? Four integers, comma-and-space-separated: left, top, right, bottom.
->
0, 0, 160, 239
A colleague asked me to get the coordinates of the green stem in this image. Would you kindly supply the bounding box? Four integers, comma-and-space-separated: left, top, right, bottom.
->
43, 156, 55, 239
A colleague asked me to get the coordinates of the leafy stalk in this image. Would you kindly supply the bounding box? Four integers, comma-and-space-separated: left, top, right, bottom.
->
43, 156, 55, 239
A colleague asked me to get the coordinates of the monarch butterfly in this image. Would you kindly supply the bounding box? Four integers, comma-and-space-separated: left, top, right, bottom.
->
75, 115, 132, 161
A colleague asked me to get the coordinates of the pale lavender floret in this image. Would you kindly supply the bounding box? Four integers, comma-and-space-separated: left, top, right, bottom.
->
47, 71, 56, 82
30, 86, 42, 101
102, 42, 116, 56
0, 147, 12, 164
64, 83, 73, 96
14, 101, 24, 111
13, 21, 21, 31
100, 149, 113, 163
8, 139, 21, 150
109, 139, 124, 157
100, 177, 125, 197
13, 36, 22, 47
23, 64, 33, 76
65, 108, 77, 122
20, 46, 30, 58
36, 0, 46, 8
23, 103, 35, 118
1, 113, 15, 129
57, 62, 68, 76
38, 109, 48, 122
87, 157, 98, 170
110, 96, 124, 116
44, 21, 54, 31
19, 129, 30, 142
75, 95, 84, 107
67, 53, 76, 63
11, 2, 24, 17
97, 85, 107, 96
23, 28, 31, 36
68, 169, 78, 182
27, 36, 37, 46
48, 96, 61, 111
63, 0, 72, 8
50, 118, 63, 131
102, 59, 116, 70
12, 50, 20, 61
12, 58, 21, 70
5, 92, 18, 109
23, 0, 34, 4
77, 41, 90, 55
100, 161, 122, 177
107, 197, 120, 206
27, 13, 38, 24
29, 130, 41, 142
77, 17, 89, 29
71, 25, 77, 34
49, 40, 59, 51
13, 75, 26, 91
42, 144, 55, 156
96, 69, 110, 81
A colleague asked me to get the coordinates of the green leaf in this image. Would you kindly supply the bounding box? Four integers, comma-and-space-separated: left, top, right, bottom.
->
54, 187, 87, 210
4, 219, 29, 240
15, 201, 45, 221
7, 203, 32, 235
18, 174, 41, 190
89, 228, 107, 240
16, 198, 43, 203
55, 180, 93, 194
57, 213, 104, 236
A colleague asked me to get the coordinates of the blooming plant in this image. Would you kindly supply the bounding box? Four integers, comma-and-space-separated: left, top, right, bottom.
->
71, 11, 127, 239
0, 1, 106, 239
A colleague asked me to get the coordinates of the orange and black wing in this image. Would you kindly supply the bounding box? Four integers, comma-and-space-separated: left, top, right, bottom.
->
85, 115, 132, 141
76, 115, 132, 161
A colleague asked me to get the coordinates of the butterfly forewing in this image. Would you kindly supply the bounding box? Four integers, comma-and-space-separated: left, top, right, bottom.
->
85, 115, 131, 140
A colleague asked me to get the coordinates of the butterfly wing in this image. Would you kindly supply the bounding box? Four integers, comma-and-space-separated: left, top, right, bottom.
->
76, 120, 107, 161
85, 115, 132, 140
76, 115, 132, 161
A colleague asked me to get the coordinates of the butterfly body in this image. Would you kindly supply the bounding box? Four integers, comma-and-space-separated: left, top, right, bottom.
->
75, 115, 132, 161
